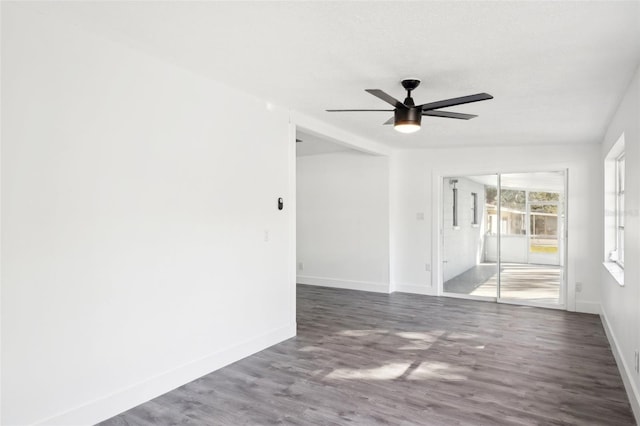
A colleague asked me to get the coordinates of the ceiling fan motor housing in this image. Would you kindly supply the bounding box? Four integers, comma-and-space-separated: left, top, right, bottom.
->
395, 107, 422, 127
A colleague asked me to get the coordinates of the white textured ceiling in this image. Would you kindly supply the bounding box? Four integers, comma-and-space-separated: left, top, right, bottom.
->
36, 1, 640, 149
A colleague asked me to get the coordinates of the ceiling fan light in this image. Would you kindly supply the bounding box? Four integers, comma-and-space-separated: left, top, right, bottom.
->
394, 107, 422, 133
394, 123, 421, 133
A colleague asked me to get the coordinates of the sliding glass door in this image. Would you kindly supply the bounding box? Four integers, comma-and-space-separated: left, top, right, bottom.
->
442, 171, 566, 308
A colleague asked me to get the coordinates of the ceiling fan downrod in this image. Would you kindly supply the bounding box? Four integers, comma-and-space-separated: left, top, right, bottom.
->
401, 79, 421, 105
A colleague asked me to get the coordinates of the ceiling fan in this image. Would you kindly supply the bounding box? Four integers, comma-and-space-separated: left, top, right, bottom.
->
327, 79, 493, 134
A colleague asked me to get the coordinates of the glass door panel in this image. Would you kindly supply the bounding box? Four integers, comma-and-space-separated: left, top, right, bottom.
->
498, 172, 565, 306
442, 175, 498, 299
529, 203, 560, 265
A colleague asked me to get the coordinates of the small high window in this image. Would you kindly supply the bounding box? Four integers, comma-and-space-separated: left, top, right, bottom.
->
604, 133, 625, 285
471, 192, 478, 226
615, 153, 625, 267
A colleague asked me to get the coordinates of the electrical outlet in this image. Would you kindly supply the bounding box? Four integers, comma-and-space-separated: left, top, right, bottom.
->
635, 350, 639, 373
425, 263, 431, 271
298, 262, 304, 271
576, 282, 583, 292
416, 212, 425, 221
264, 230, 269, 242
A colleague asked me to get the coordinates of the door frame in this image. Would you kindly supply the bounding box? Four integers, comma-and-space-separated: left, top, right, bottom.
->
435, 168, 568, 310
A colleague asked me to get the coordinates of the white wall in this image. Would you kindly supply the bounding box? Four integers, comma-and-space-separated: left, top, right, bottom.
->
390, 144, 602, 311
600, 63, 640, 420
1, 5, 294, 425
442, 177, 486, 282
297, 152, 390, 293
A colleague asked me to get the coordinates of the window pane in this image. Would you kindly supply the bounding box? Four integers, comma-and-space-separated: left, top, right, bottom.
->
529, 191, 560, 202
619, 157, 625, 192
498, 190, 525, 235
500, 210, 525, 235
530, 205, 558, 236
471, 192, 478, 225
486, 186, 497, 206
616, 153, 625, 267
501, 189, 526, 210
485, 186, 497, 234
530, 204, 558, 214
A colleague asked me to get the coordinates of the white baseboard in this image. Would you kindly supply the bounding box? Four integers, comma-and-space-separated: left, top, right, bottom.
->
600, 308, 640, 424
393, 283, 436, 296
36, 323, 297, 426
575, 301, 601, 315
297, 275, 389, 293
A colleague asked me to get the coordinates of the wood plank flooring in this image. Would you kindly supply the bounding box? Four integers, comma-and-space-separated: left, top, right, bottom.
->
99, 285, 634, 425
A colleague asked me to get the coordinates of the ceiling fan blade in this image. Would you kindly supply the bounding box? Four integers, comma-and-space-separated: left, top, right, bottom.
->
365, 89, 408, 109
326, 109, 394, 112
422, 110, 477, 120
419, 93, 493, 111
383, 117, 394, 125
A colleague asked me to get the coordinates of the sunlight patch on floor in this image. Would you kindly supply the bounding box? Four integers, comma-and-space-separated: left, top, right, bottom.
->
398, 341, 434, 350
299, 345, 330, 352
326, 363, 411, 380
395, 330, 445, 341
407, 361, 470, 381
338, 329, 389, 337
325, 360, 469, 382
446, 332, 479, 340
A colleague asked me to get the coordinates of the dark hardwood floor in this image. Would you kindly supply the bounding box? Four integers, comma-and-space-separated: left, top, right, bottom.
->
100, 285, 634, 425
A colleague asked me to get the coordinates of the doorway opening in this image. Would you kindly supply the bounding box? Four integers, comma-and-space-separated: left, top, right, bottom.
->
441, 171, 566, 308
295, 128, 391, 294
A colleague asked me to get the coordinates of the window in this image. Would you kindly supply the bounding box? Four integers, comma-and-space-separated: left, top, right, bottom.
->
500, 189, 526, 235
615, 153, 625, 267
450, 179, 459, 229
603, 133, 624, 285
471, 192, 478, 226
